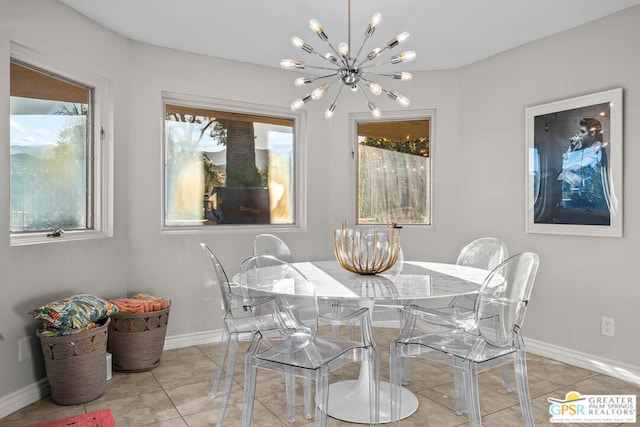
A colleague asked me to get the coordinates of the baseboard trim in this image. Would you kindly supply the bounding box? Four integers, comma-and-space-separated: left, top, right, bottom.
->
524, 337, 640, 386
0, 379, 49, 419
162, 329, 222, 350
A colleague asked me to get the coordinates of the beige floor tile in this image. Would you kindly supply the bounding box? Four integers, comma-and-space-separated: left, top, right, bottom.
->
142, 417, 189, 427
152, 355, 217, 390
104, 370, 163, 398
84, 389, 181, 427
0, 398, 84, 427
526, 357, 600, 386
164, 380, 217, 416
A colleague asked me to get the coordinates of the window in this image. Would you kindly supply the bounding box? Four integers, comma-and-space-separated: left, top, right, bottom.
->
9, 43, 113, 245
162, 95, 302, 228
355, 113, 431, 225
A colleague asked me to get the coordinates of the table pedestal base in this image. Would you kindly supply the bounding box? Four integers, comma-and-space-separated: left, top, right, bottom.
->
325, 380, 418, 424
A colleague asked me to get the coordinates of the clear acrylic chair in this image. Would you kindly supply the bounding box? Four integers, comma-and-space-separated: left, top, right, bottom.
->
201, 243, 288, 426
454, 237, 511, 390
239, 255, 380, 426
404, 238, 509, 386
390, 252, 539, 426
434, 237, 513, 392
253, 233, 294, 263
200, 243, 251, 426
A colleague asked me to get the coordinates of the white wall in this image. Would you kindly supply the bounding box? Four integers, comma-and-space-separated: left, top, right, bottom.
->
0, 0, 130, 408
1, 0, 639, 417
456, 8, 640, 367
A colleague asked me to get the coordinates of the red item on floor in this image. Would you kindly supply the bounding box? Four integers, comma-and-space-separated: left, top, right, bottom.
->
28, 409, 117, 427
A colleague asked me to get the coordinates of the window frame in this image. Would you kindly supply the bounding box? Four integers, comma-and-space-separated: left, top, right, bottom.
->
348, 109, 435, 228
9, 42, 114, 246
160, 92, 307, 234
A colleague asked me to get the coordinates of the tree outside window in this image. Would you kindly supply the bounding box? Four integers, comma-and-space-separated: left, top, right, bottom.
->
163, 102, 295, 226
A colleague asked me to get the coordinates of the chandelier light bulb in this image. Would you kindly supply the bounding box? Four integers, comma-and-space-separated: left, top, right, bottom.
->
392, 72, 413, 81
291, 36, 303, 47
397, 95, 410, 107
291, 36, 313, 53
309, 19, 321, 32
325, 103, 337, 119
370, 13, 382, 28
387, 91, 410, 107
387, 32, 410, 49
390, 50, 416, 64
280, 59, 305, 69
290, 94, 311, 111
311, 85, 327, 100
338, 42, 349, 57
365, 13, 382, 38
367, 47, 382, 61
290, 99, 305, 111
295, 77, 313, 87
367, 82, 382, 95
325, 53, 338, 62
368, 101, 382, 119
309, 19, 328, 41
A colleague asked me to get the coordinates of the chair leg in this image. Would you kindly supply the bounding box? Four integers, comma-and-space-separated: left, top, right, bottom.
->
211, 333, 229, 398
303, 377, 312, 420
389, 342, 402, 423
316, 367, 330, 427
367, 347, 380, 424
398, 308, 411, 385
502, 364, 513, 392
331, 322, 341, 375
216, 336, 238, 426
514, 351, 535, 427
493, 315, 513, 392
463, 361, 482, 427
242, 352, 258, 427
452, 357, 467, 415
285, 366, 296, 422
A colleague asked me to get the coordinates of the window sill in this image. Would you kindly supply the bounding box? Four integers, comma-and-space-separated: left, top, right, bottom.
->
10, 230, 110, 247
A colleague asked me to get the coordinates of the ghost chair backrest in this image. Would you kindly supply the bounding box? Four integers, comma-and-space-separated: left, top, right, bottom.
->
475, 252, 540, 348
456, 237, 509, 271
240, 255, 318, 353
253, 234, 294, 264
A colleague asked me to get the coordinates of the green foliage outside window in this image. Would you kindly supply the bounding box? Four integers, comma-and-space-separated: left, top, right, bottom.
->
360, 136, 429, 157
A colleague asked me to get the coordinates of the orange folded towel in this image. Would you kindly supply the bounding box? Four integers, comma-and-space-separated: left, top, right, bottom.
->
110, 294, 170, 314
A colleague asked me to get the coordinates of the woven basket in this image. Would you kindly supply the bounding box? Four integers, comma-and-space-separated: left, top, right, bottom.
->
108, 306, 170, 372
37, 317, 110, 405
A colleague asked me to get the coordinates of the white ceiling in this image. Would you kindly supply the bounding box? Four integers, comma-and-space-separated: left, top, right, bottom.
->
57, 0, 640, 72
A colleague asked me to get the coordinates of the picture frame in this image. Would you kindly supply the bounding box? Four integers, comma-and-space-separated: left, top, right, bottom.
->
525, 88, 623, 237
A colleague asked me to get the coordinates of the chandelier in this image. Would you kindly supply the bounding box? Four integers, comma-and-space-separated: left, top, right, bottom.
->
280, 0, 416, 120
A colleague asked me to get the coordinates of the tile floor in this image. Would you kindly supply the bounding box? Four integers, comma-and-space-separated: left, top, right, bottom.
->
1, 327, 638, 426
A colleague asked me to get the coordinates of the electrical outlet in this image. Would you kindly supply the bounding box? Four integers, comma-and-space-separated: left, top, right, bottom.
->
18, 336, 33, 361
601, 316, 615, 337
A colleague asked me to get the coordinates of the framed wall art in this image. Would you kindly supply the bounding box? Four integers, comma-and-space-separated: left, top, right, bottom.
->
525, 88, 623, 237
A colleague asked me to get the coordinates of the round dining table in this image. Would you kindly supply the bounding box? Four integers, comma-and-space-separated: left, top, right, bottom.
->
238, 259, 488, 424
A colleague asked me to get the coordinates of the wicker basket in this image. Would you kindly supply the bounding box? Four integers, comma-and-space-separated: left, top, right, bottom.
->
107, 306, 170, 372
37, 318, 110, 405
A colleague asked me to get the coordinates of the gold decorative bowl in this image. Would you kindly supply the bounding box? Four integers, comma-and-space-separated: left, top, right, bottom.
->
333, 222, 401, 275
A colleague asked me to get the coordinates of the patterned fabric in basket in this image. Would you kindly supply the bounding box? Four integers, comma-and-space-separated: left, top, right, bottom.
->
30, 294, 119, 337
